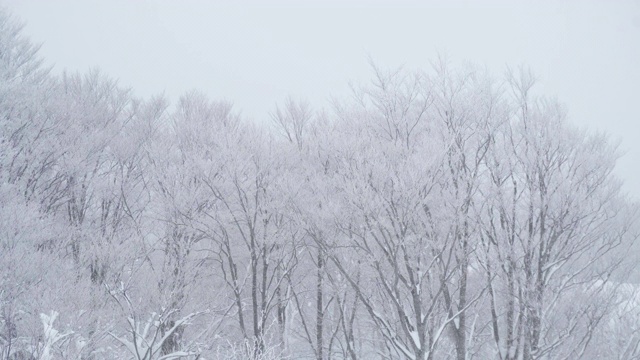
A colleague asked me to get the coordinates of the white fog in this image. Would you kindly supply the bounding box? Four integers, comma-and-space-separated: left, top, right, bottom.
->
1, 1, 639, 359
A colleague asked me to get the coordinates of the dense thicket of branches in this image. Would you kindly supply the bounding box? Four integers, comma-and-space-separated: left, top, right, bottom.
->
1, 9, 638, 360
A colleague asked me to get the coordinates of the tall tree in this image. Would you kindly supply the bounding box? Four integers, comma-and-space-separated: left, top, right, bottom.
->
478, 69, 637, 360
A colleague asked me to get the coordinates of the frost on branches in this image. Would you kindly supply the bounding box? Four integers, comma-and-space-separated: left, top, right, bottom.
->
0, 7, 638, 360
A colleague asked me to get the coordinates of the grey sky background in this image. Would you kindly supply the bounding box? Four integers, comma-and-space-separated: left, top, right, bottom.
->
3, 0, 640, 197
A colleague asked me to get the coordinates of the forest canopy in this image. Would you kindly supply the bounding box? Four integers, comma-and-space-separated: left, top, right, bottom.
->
0, 7, 639, 360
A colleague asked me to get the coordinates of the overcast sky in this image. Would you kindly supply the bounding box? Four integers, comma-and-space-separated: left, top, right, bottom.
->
3, 0, 640, 197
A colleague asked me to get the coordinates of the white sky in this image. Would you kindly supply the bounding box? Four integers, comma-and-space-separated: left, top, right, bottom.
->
3, 0, 640, 197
